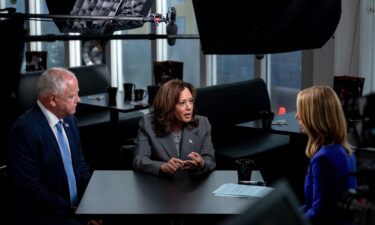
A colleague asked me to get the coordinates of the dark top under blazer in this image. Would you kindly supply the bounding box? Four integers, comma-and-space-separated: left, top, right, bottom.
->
6, 105, 92, 225
133, 114, 216, 176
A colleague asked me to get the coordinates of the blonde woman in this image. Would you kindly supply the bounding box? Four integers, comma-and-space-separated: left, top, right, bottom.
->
296, 86, 357, 225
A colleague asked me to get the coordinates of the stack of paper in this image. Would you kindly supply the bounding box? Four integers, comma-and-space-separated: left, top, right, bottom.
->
213, 183, 274, 198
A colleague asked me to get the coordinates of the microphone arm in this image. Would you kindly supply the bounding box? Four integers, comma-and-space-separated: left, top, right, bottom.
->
0, 11, 167, 24
24, 33, 199, 42
0, 7, 183, 43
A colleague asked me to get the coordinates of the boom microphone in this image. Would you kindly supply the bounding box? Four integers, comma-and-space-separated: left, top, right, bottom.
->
166, 23, 177, 46
166, 7, 177, 46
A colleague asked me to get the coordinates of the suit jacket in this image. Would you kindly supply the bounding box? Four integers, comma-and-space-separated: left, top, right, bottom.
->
301, 144, 357, 225
133, 114, 216, 176
6, 105, 92, 225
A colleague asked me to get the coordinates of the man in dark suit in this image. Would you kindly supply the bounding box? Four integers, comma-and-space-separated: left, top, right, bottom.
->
6, 68, 97, 225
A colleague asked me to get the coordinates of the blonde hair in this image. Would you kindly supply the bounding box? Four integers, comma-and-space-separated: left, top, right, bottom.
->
296, 86, 352, 158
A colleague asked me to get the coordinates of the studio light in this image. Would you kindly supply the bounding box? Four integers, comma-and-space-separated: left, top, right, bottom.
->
82, 40, 104, 65
192, 0, 342, 55
46, 0, 154, 34
0, 0, 182, 46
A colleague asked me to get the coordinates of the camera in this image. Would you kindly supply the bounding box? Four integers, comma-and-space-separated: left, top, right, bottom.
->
346, 93, 375, 148
337, 159, 375, 225
337, 93, 375, 225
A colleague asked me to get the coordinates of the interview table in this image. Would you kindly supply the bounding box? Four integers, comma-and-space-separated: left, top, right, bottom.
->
236, 112, 308, 202
76, 170, 263, 224
236, 112, 301, 136
79, 92, 149, 124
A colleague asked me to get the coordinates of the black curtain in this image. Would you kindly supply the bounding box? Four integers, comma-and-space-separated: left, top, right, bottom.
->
0, 15, 26, 164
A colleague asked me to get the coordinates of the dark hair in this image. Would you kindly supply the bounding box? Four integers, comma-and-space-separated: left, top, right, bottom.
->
150, 79, 198, 136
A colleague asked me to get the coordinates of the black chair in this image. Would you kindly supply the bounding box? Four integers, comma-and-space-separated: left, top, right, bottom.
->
195, 79, 290, 169
0, 165, 15, 225
119, 138, 136, 170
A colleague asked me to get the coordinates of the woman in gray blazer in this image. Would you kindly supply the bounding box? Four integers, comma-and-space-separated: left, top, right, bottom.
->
133, 80, 216, 176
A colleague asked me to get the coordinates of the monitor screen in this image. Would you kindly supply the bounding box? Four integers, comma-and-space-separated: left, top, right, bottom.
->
220, 180, 311, 225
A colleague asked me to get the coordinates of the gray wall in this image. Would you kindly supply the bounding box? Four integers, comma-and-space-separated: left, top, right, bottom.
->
306, 0, 361, 89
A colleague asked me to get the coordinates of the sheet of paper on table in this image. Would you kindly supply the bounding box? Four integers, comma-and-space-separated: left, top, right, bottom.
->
213, 183, 274, 198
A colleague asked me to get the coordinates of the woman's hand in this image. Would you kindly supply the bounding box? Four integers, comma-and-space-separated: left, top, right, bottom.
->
182, 152, 204, 170
160, 157, 185, 174
87, 219, 102, 225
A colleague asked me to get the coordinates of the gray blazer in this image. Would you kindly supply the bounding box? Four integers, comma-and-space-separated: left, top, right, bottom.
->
133, 114, 216, 176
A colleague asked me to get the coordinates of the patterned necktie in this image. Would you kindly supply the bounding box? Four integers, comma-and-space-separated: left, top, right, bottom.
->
56, 120, 78, 206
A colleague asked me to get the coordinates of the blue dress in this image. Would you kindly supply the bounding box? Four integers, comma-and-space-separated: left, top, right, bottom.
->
301, 144, 357, 225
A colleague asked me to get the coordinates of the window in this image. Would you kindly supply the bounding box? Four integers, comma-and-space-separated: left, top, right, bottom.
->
215, 55, 254, 84
1, 0, 24, 11
269, 52, 301, 113
119, 0, 201, 90
165, 0, 201, 87
40, 1, 66, 68
359, 0, 375, 94
1, 0, 26, 71
121, 29, 152, 90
